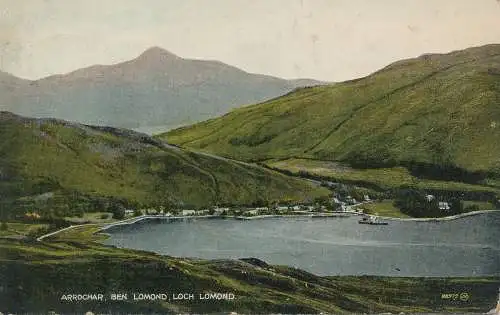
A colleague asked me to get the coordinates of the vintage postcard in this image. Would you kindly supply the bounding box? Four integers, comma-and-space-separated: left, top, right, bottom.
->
0, 0, 499, 314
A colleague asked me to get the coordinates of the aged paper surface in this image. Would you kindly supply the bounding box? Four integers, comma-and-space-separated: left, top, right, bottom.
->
0, 1, 499, 314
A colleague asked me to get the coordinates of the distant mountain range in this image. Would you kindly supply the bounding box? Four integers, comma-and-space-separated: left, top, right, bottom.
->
0, 47, 325, 130
163, 44, 500, 186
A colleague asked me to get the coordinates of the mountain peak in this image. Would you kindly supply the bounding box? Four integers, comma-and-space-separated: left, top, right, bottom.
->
0, 45, 325, 130
137, 46, 181, 62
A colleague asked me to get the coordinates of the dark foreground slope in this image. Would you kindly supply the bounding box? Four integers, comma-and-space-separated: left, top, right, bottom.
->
0, 47, 324, 129
0, 237, 498, 314
0, 112, 328, 216
164, 44, 500, 187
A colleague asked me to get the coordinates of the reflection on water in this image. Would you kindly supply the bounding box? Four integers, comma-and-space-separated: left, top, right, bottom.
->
104, 212, 500, 276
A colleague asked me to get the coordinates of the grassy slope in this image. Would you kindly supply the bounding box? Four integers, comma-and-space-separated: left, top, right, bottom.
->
463, 200, 496, 210
0, 112, 328, 209
163, 44, 500, 190
265, 158, 500, 193
356, 200, 411, 218
0, 222, 50, 238
0, 234, 498, 313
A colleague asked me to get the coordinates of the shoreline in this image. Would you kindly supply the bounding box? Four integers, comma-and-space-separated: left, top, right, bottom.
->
97, 213, 352, 231
34, 209, 500, 241
378, 209, 500, 222
97, 209, 500, 232
36, 223, 99, 241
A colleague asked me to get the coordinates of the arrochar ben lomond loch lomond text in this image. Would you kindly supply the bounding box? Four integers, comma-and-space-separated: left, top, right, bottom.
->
60, 292, 236, 302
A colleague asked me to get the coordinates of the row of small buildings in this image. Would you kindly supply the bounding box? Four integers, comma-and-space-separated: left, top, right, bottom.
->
124, 194, 373, 218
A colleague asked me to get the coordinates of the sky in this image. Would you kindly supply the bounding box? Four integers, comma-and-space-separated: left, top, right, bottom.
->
1, 0, 499, 81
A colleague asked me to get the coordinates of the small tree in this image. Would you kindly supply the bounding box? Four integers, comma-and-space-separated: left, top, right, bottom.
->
449, 198, 464, 214
0, 221, 8, 231
109, 202, 125, 220
325, 203, 335, 212
337, 185, 350, 198
252, 198, 266, 208
74, 206, 84, 218
494, 197, 500, 209
314, 195, 330, 207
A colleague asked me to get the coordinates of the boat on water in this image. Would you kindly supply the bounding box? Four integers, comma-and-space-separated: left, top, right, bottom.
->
358, 215, 388, 225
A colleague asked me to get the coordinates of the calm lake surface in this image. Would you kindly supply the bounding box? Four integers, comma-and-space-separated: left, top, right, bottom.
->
104, 212, 500, 276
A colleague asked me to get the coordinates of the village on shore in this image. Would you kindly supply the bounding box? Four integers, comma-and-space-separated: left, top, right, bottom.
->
121, 194, 373, 219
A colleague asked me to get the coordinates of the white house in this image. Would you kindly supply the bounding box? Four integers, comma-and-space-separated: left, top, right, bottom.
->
363, 195, 371, 201
246, 209, 259, 215
333, 198, 341, 204
124, 209, 135, 216
438, 202, 450, 211
345, 196, 357, 205
213, 207, 228, 214
182, 210, 196, 216
146, 209, 158, 215
426, 194, 435, 202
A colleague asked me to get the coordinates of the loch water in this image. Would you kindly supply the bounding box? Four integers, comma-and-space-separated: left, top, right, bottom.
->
104, 212, 500, 277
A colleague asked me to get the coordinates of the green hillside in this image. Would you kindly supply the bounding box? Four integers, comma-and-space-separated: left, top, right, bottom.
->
1, 235, 498, 313
163, 44, 500, 191
0, 112, 328, 217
